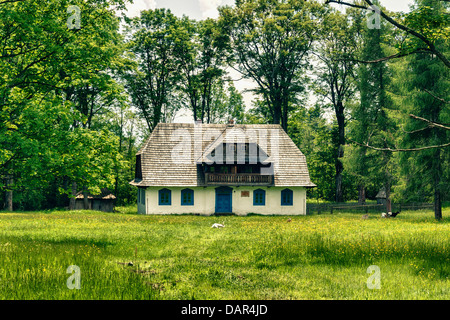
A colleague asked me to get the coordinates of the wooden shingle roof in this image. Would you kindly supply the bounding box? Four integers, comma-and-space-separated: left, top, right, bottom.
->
130, 123, 316, 188
75, 188, 116, 200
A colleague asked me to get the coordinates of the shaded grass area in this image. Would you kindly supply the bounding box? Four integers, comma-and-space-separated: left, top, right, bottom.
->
0, 208, 449, 299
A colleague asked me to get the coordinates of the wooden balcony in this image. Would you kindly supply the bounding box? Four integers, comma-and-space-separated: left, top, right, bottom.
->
205, 173, 273, 186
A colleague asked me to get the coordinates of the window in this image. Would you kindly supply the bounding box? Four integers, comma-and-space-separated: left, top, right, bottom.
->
138, 188, 145, 205
281, 189, 293, 206
181, 189, 194, 206
159, 188, 171, 206
253, 189, 266, 206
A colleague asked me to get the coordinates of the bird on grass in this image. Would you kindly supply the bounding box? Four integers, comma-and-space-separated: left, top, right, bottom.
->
211, 223, 225, 228
381, 211, 401, 218
390, 211, 401, 218
287, 218, 292, 223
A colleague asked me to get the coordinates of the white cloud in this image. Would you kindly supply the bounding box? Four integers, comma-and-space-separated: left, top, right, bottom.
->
198, 0, 222, 19
124, 0, 157, 17
142, 0, 157, 10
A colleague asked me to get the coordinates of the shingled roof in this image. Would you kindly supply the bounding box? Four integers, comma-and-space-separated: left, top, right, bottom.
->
130, 123, 316, 188
75, 188, 116, 200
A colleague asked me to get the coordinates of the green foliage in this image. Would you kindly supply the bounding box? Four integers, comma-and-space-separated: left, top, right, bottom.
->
174, 17, 230, 123
312, 8, 361, 202
399, 0, 449, 56
1, 0, 448, 212
218, 0, 324, 130
392, 0, 449, 217
0, 0, 131, 210
288, 105, 336, 200
345, 2, 397, 205
123, 8, 182, 133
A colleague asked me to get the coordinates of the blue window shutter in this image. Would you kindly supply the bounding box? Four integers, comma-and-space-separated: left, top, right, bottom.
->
253, 189, 265, 206
281, 189, 293, 206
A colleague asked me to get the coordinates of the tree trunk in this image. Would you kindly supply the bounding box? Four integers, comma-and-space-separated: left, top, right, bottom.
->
69, 181, 77, 210
335, 104, 345, 203
335, 161, 343, 203
63, 176, 69, 207
82, 189, 89, 210
281, 92, 289, 132
5, 176, 13, 211
358, 183, 366, 205
115, 109, 124, 201
385, 179, 392, 213
433, 148, 442, 220
272, 97, 282, 126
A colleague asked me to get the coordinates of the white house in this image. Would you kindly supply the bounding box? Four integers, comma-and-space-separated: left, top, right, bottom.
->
130, 122, 316, 215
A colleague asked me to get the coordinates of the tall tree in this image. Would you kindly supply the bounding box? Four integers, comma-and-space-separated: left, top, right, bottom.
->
325, 0, 450, 68
326, 0, 450, 148
0, 0, 128, 210
175, 17, 228, 123
348, 1, 397, 210
398, 0, 449, 220
208, 80, 246, 124
312, 9, 360, 202
218, 0, 323, 131
123, 9, 181, 133
289, 104, 336, 200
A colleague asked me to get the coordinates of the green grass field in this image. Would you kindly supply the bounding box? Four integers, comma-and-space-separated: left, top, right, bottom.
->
0, 207, 449, 300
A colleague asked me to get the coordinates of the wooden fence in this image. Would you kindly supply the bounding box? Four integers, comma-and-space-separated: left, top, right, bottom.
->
306, 202, 434, 215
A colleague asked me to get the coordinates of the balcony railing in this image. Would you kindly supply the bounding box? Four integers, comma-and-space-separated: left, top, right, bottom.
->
205, 173, 273, 186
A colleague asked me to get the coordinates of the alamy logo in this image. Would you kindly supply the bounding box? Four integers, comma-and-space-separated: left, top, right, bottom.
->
170, 123, 280, 174
66, 265, 81, 289
367, 5, 381, 30
67, 5, 81, 30
366, 265, 381, 289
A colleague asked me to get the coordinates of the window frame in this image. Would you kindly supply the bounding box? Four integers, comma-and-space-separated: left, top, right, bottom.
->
253, 189, 266, 206
138, 188, 145, 205
158, 188, 171, 206
281, 188, 293, 206
181, 188, 194, 206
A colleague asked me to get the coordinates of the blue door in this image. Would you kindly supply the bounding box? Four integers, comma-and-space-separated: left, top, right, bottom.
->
215, 187, 232, 214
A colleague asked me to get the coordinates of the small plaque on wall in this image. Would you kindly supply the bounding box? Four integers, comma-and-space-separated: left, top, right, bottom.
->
241, 191, 250, 197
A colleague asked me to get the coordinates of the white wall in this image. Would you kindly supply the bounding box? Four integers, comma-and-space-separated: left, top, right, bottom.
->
139, 186, 307, 216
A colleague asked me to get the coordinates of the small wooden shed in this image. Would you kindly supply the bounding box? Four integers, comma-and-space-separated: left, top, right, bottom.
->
375, 188, 387, 205
75, 188, 116, 212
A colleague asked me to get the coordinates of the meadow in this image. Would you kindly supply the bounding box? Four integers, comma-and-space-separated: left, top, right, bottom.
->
0, 207, 449, 300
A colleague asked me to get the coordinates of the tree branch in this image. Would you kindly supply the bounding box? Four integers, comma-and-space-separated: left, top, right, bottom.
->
324, 0, 368, 10
325, 0, 450, 68
409, 114, 450, 131
0, 0, 25, 4
423, 89, 449, 104
350, 48, 432, 64
350, 139, 450, 152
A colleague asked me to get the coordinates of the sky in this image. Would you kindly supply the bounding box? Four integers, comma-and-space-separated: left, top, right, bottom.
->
122, 0, 416, 122
124, 0, 415, 20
